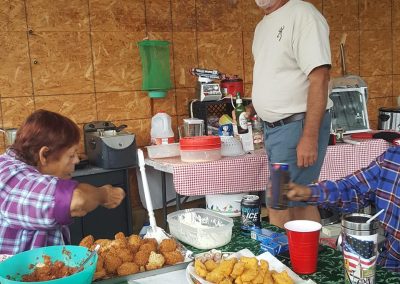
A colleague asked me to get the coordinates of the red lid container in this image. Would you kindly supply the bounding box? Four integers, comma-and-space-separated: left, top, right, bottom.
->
179, 136, 221, 150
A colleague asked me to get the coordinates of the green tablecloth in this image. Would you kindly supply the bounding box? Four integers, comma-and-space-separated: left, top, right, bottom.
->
184, 219, 400, 284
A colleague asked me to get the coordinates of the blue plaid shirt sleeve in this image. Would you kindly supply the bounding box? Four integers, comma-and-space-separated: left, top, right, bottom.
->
308, 154, 382, 213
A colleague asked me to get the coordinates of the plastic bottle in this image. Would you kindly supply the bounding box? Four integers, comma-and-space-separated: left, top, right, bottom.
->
251, 115, 264, 150
150, 112, 174, 145
235, 92, 248, 134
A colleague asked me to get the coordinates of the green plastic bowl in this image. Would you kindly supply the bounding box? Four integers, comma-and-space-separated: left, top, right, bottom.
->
0, 245, 97, 284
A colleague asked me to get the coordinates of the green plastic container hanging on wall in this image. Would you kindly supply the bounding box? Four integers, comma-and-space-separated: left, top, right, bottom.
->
138, 40, 172, 98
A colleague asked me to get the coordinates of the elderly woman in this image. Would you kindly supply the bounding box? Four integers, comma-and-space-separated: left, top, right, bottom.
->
0, 109, 125, 254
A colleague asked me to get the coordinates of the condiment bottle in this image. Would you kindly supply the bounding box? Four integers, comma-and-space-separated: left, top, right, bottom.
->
235, 92, 248, 134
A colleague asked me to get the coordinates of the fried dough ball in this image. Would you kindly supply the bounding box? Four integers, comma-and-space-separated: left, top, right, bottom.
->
117, 262, 139, 276
128, 234, 142, 252
145, 251, 165, 271
115, 232, 126, 241
94, 239, 113, 254
142, 238, 158, 251
115, 247, 134, 262
109, 238, 127, 250
134, 250, 150, 267
95, 239, 112, 247
79, 235, 94, 249
162, 250, 184, 265
159, 238, 177, 253
104, 253, 123, 274
139, 243, 157, 253
93, 268, 107, 280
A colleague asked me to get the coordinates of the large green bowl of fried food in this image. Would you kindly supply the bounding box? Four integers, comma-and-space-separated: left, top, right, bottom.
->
0, 245, 97, 283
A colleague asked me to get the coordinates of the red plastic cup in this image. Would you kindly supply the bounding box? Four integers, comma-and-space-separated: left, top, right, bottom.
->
284, 220, 322, 274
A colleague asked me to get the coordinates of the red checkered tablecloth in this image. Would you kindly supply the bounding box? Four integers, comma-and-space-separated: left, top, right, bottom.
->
319, 139, 389, 180
145, 139, 390, 196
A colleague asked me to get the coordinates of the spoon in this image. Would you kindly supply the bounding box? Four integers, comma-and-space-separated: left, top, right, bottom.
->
74, 244, 100, 274
366, 209, 384, 224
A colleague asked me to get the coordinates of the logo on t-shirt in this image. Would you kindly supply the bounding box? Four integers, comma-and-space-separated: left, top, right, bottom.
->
277, 26, 285, 41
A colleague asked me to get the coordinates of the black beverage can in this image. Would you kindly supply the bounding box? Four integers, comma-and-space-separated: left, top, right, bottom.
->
269, 163, 290, 210
241, 195, 261, 235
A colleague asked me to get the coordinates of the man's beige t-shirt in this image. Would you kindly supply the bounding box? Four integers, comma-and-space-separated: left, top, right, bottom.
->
252, 0, 333, 123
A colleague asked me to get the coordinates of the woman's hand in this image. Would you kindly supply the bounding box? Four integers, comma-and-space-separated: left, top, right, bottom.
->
99, 185, 125, 209
286, 182, 312, 201
70, 183, 126, 217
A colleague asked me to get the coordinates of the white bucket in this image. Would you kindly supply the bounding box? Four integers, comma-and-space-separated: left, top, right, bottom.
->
206, 193, 248, 217
150, 112, 174, 145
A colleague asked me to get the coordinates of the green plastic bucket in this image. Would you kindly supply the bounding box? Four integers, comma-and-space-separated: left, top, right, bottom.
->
138, 40, 172, 98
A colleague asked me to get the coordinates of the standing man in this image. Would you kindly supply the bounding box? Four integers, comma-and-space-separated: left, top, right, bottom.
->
251, 0, 333, 228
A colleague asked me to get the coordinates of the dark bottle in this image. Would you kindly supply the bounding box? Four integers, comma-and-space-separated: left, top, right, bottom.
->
235, 92, 248, 134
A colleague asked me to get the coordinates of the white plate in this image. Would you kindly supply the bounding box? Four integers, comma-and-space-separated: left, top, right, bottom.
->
185, 249, 316, 284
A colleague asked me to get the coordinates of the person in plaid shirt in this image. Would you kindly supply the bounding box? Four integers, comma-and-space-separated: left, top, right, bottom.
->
0, 110, 125, 255
287, 146, 400, 272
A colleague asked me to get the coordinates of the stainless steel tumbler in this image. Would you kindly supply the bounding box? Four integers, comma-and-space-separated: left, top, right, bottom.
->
341, 213, 379, 284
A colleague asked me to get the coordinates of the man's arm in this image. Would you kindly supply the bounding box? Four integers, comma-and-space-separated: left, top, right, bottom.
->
70, 183, 125, 217
297, 65, 330, 167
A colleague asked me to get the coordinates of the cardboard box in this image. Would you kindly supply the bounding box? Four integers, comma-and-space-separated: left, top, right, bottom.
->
250, 228, 289, 256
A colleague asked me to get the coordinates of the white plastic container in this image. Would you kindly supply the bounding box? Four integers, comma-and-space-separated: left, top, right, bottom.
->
146, 143, 180, 158
151, 112, 174, 145
206, 192, 248, 217
179, 136, 221, 162
167, 208, 233, 249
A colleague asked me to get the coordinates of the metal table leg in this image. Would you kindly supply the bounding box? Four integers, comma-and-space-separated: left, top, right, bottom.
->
161, 172, 167, 230
176, 193, 181, 210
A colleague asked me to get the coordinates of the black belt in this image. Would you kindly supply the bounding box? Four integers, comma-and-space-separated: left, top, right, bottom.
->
265, 112, 306, 128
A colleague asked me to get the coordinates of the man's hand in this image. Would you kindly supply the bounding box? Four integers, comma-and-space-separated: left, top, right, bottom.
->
245, 103, 256, 119
297, 135, 318, 168
286, 182, 312, 201
100, 185, 125, 209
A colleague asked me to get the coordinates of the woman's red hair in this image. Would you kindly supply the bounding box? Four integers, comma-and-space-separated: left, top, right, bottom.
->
11, 109, 80, 166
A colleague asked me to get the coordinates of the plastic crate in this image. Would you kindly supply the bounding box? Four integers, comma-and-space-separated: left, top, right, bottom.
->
189, 99, 252, 135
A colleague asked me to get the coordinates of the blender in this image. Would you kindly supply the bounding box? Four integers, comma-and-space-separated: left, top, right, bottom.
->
179, 118, 204, 138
